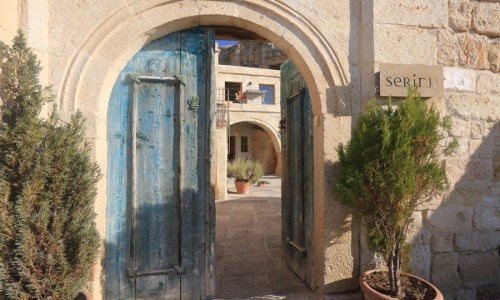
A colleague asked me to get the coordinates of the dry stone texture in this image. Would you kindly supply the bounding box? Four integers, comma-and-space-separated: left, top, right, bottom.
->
427, 204, 474, 232
438, 30, 459, 66
458, 34, 491, 69
430, 233, 454, 252
458, 250, 499, 286
454, 231, 500, 251
409, 245, 431, 280
446, 93, 499, 121
477, 71, 500, 95
431, 253, 462, 291
374, 0, 447, 28
449, 0, 474, 32
488, 41, 500, 72
472, 2, 500, 37
443, 67, 476, 91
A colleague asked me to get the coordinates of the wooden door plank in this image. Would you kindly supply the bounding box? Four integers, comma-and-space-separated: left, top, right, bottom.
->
280, 60, 314, 290
106, 80, 136, 299
179, 27, 214, 300
133, 32, 182, 299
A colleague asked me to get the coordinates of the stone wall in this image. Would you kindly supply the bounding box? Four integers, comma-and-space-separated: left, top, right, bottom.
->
369, 1, 500, 299
0, 0, 498, 299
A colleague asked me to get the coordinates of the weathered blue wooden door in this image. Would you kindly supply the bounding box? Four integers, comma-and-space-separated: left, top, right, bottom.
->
280, 60, 314, 290
106, 27, 215, 299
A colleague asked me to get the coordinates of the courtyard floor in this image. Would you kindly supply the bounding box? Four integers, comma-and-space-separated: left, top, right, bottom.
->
215, 176, 317, 300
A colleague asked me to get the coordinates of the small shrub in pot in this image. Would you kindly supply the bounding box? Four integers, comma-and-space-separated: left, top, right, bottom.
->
336, 88, 457, 297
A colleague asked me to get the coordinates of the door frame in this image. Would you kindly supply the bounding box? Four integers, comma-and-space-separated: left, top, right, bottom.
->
56, 2, 356, 298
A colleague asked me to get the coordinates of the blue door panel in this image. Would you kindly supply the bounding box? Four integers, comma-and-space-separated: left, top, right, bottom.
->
106, 27, 214, 299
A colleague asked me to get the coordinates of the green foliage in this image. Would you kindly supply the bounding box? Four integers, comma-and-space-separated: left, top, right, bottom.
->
227, 158, 264, 184
336, 88, 457, 296
0, 30, 101, 299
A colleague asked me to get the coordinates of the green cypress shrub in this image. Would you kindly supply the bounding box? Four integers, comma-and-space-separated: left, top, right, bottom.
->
336, 88, 457, 297
0, 30, 100, 299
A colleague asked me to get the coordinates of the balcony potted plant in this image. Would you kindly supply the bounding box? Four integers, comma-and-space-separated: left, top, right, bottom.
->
336, 88, 457, 299
227, 158, 263, 194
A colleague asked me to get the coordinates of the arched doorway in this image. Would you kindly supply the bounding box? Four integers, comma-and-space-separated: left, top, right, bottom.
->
56, 1, 354, 298
228, 120, 281, 175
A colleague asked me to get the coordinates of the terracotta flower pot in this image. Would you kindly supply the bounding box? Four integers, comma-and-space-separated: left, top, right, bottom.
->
234, 181, 250, 194
359, 270, 443, 300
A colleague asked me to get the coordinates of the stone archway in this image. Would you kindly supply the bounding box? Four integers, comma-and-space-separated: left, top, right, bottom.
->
52, 1, 354, 297
215, 115, 282, 200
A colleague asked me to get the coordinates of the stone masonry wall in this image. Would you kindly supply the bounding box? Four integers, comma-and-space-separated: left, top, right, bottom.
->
433, 2, 500, 299
371, 1, 500, 299
1, 0, 498, 298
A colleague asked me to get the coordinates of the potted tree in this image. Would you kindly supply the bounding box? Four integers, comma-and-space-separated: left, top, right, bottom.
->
227, 158, 263, 194
336, 88, 457, 299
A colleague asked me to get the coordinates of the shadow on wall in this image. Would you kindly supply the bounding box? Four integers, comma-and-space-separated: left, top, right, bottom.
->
316, 0, 375, 294
421, 121, 500, 299
322, 160, 361, 293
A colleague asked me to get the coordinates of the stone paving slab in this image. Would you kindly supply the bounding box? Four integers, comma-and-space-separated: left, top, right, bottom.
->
216, 176, 316, 299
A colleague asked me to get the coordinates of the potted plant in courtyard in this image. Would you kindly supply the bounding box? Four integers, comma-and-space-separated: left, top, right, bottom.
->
227, 158, 263, 194
336, 88, 457, 299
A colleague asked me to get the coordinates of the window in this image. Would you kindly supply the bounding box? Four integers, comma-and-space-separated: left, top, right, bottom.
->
259, 84, 275, 105
225, 82, 242, 102
240, 136, 248, 152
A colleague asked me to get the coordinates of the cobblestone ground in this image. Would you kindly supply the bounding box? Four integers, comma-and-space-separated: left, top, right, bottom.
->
215, 176, 318, 300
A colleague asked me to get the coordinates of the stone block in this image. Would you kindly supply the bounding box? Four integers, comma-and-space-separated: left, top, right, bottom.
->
445, 157, 493, 185
431, 233, 454, 252
431, 252, 462, 291
458, 34, 491, 70
445, 157, 468, 185
374, 24, 437, 65
447, 93, 500, 121
455, 231, 500, 251
427, 204, 473, 232
472, 3, 500, 37
471, 122, 486, 139
409, 245, 431, 280
477, 72, 500, 95
449, 0, 474, 32
447, 182, 488, 206
444, 67, 476, 91
469, 139, 493, 158
374, 0, 447, 28
406, 212, 431, 245
458, 250, 499, 287
451, 118, 471, 137
438, 30, 459, 66
473, 202, 500, 230
489, 41, 500, 72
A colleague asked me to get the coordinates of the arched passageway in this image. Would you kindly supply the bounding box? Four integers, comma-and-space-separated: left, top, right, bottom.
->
52, 1, 355, 298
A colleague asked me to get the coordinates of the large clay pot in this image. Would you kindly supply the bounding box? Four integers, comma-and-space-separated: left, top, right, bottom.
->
234, 181, 250, 194
359, 270, 443, 300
